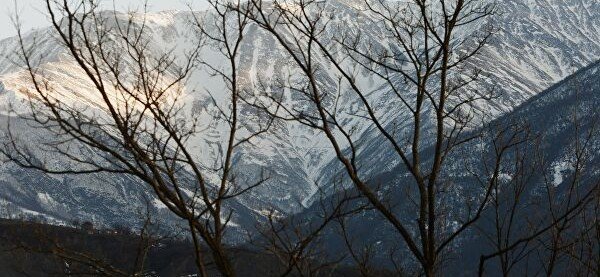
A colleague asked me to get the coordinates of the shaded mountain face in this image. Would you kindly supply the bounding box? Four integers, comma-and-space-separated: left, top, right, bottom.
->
296, 60, 600, 273
0, 0, 598, 238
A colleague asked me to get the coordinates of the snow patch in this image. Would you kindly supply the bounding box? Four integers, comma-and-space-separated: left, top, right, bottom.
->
551, 161, 573, 187
151, 198, 168, 210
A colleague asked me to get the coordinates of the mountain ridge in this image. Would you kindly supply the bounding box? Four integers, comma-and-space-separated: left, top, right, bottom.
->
0, 0, 598, 238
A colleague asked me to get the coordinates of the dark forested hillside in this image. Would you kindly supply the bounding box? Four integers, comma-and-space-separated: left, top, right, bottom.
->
0, 219, 381, 276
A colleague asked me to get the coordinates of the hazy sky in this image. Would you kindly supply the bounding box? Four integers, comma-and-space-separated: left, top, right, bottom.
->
0, 0, 208, 40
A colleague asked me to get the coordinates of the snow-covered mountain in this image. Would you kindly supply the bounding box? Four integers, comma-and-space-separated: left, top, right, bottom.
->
0, 0, 598, 236
293, 58, 600, 273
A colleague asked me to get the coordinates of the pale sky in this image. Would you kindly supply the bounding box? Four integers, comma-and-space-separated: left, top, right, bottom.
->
0, 0, 208, 40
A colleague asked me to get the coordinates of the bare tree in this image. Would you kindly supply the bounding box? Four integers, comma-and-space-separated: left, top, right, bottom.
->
0, 0, 271, 276
233, 0, 502, 275
230, 0, 598, 275
477, 80, 600, 276
252, 179, 372, 276
1, 0, 597, 276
